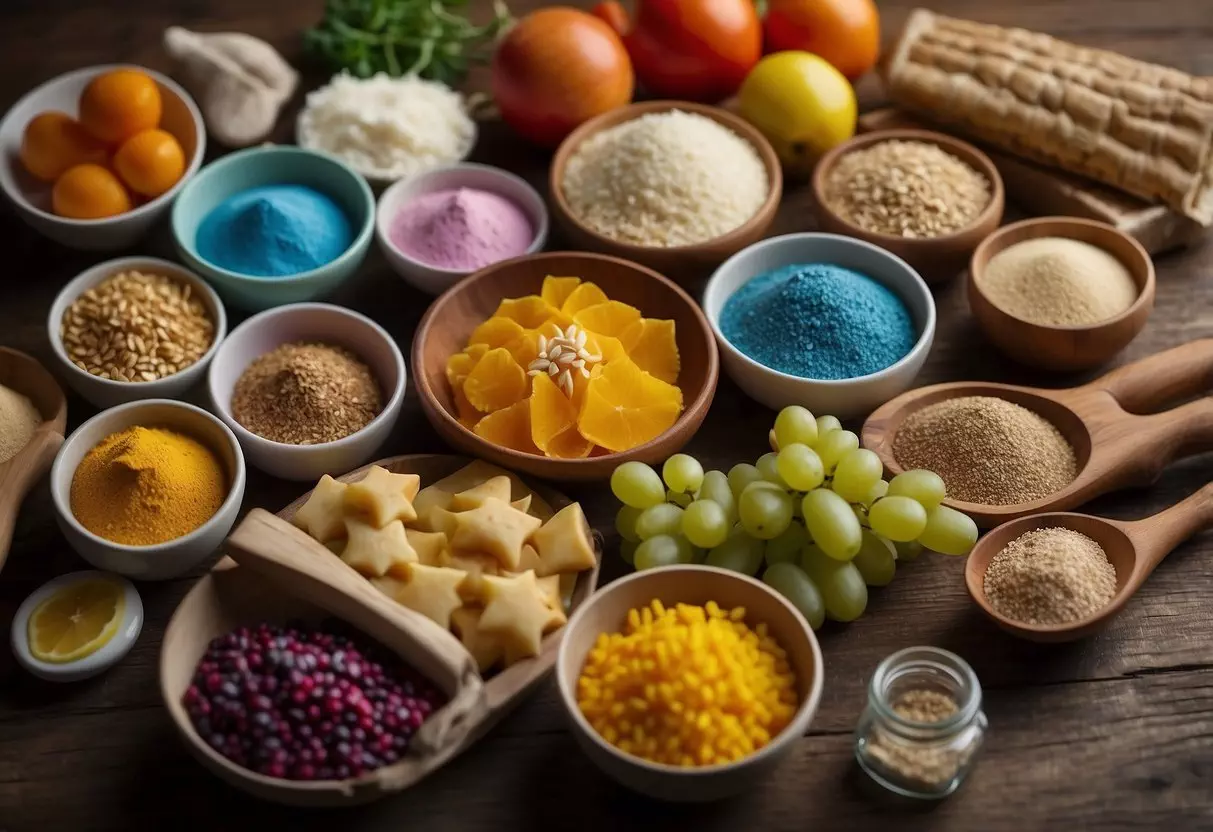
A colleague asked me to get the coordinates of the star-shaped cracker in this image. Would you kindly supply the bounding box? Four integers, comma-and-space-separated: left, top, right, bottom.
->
292, 475, 349, 543
412, 484, 454, 532
343, 466, 420, 528
536, 575, 567, 626
530, 503, 597, 577
341, 518, 416, 578
478, 570, 564, 660
427, 507, 462, 539
450, 498, 541, 571
440, 550, 500, 598
405, 528, 449, 565
371, 563, 466, 630
450, 475, 512, 511
450, 606, 503, 673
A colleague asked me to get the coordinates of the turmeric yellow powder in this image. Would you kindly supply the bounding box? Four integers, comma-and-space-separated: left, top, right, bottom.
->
70, 425, 227, 546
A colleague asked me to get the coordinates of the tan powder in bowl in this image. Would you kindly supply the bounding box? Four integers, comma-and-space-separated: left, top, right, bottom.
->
984, 527, 1118, 625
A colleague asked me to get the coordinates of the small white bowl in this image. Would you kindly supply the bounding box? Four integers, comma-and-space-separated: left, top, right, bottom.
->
50, 400, 247, 581
11, 570, 143, 682
0, 65, 205, 251
375, 163, 549, 296
47, 256, 228, 409
206, 303, 406, 481
702, 233, 936, 420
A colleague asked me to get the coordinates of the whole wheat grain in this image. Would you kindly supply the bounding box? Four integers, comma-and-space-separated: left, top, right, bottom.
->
984, 527, 1117, 625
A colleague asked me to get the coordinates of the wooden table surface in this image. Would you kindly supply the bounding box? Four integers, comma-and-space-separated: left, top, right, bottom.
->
2, 1, 1212, 829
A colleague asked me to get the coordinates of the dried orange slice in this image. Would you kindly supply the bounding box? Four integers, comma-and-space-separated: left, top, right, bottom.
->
573, 300, 642, 339
531, 372, 594, 459
577, 358, 683, 452
469, 316, 525, 349
446, 351, 478, 389
474, 399, 540, 455
560, 282, 609, 316
584, 332, 627, 366
463, 348, 528, 413
541, 276, 582, 309
494, 295, 555, 329
504, 330, 541, 367
618, 318, 680, 384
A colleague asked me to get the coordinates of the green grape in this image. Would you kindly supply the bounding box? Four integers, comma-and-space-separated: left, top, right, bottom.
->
861, 479, 889, 506
774, 406, 818, 449
615, 506, 642, 543
667, 489, 693, 508
763, 562, 825, 630
663, 454, 704, 494
672, 535, 696, 564
764, 521, 808, 566
739, 482, 794, 540
852, 503, 869, 528
728, 463, 764, 497
894, 540, 924, 562
816, 429, 860, 473
831, 448, 884, 503
756, 452, 787, 486
888, 469, 947, 510
802, 488, 863, 560
919, 505, 979, 556
635, 503, 684, 540
682, 499, 730, 548
707, 527, 765, 575
697, 470, 736, 522
634, 535, 684, 570
816, 414, 842, 436
868, 495, 928, 542
611, 461, 665, 509
801, 544, 868, 622
776, 443, 825, 491
768, 428, 779, 452
620, 539, 638, 566
853, 530, 897, 587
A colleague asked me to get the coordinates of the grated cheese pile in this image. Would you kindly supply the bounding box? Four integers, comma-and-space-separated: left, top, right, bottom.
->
298, 72, 476, 181
561, 110, 769, 248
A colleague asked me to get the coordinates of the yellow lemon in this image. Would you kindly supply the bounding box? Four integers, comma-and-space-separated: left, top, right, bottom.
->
28, 577, 125, 663
738, 51, 857, 176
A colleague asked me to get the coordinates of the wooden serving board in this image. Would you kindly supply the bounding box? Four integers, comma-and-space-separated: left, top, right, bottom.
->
858, 108, 1208, 255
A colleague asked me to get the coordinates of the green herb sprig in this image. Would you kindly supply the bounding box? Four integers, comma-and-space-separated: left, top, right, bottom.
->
305, 0, 513, 86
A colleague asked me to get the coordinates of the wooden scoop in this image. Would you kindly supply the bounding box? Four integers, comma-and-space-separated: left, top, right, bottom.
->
863, 339, 1213, 528
0, 347, 67, 573
964, 482, 1213, 642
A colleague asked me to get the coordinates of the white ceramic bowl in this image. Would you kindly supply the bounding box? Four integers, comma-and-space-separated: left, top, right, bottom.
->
50, 400, 246, 581
556, 566, 824, 802
702, 233, 937, 420
375, 163, 549, 296
206, 303, 407, 481
47, 256, 227, 409
0, 65, 205, 251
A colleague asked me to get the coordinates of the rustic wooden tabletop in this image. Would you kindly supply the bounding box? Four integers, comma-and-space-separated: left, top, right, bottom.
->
1, 0, 1211, 829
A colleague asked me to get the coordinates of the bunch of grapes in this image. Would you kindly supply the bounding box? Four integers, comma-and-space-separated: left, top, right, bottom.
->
609, 406, 979, 629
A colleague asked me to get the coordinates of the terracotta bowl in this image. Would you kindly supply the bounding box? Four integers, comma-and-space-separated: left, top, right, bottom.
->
811, 128, 1005, 284
550, 101, 782, 282
412, 252, 718, 482
968, 217, 1155, 372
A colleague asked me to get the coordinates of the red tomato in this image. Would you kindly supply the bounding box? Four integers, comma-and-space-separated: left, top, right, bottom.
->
491, 8, 634, 148
763, 0, 881, 81
594, 0, 761, 103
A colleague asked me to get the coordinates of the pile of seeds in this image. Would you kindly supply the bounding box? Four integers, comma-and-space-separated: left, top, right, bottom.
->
823, 140, 991, 238
865, 688, 970, 790
60, 270, 215, 382
984, 527, 1118, 625
231, 342, 382, 445
893, 396, 1077, 505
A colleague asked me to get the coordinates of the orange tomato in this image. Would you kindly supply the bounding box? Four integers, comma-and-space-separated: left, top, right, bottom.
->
78, 69, 162, 144
113, 128, 185, 197
491, 8, 634, 148
19, 111, 109, 182
763, 0, 880, 81
52, 164, 132, 219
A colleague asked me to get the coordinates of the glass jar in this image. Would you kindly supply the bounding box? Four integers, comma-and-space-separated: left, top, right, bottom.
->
854, 646, 987, 799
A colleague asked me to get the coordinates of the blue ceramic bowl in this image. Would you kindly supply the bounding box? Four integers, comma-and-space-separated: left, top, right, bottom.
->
171, 146, 374, 311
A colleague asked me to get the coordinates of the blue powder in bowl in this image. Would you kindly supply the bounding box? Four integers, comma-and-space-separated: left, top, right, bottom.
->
719, 263, 917, 380
196, 184, 353, 278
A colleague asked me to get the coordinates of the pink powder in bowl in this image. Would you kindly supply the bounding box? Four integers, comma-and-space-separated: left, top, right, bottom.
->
389, 187, 535, 271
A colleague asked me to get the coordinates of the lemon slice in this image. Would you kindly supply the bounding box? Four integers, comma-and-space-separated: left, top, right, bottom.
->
27, 577, 125, 664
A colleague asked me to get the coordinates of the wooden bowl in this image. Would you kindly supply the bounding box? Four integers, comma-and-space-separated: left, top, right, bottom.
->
161, 455, 602, 806
968, 217, 1156, 372
413, 252, 719, 482
555, 566, 823, 802
550, 101, 783, 281
811, 129, 1005, 284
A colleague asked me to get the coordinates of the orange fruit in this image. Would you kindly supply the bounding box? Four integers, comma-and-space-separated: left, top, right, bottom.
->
537, 310, 575, 336
541, 276, 582, 309
584, 332, 627, 365
504, 330, 541, 367
577, 358, 683, 452
493, 295, 555, 329
763, 0, 880, 81
531, 372, 594, 459
619, 318, 680, 383
463, 348, 528, 413
112, 128, 184, 197
573, 300, 642, 338
52, 164, 132, 219
19, 112, 108, 182
474, 399, 540, 455
446, 350, 482, 390
468, 316, 526, 350
560, 282, 609, 316
79, 68, 162, 143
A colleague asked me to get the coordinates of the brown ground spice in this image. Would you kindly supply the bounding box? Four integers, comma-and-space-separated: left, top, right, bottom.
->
866, 689, 968, 790
984, 527, 1117, 625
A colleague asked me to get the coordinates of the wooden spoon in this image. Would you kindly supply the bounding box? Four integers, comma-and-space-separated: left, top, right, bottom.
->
964, 482, 1213, 642
0, 347, 67, 572
863, 339, 1213, 527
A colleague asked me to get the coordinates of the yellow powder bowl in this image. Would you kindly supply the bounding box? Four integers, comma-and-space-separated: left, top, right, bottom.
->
50, 399, 246, 580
